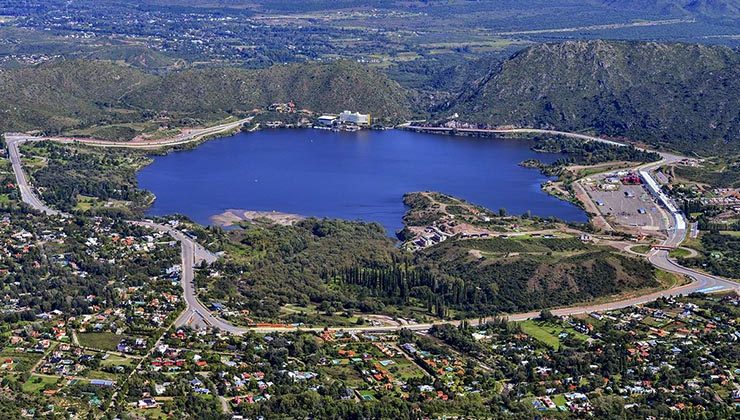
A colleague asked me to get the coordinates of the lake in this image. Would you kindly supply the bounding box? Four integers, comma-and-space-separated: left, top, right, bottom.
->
138, 129, 588, 232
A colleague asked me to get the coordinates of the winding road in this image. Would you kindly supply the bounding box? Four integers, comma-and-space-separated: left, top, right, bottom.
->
4, 124, 737, 335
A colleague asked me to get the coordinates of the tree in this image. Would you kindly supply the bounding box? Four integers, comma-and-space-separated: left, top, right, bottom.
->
538, 309, 555, 321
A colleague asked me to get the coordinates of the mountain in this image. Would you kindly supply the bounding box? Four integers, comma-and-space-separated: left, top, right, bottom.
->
123, 61, 412, 120
0, 60, 412, 135
447, 40, 740, 154
0, 60, 154, 133
597, 0, 740, 18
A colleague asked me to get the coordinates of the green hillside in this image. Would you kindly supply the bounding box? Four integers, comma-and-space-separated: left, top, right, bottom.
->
448, 40, 740, 155
123, 60, 412, 120
0, 60, 154, 133
0, 59, 413, 136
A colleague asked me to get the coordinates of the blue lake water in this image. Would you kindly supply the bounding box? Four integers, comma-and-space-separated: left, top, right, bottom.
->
138, 129, 588, 232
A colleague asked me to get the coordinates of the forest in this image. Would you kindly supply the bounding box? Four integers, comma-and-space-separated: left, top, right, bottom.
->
202, 208, 657, 322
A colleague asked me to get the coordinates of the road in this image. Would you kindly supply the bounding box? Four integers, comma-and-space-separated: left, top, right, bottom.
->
4, 125, 737, 336
6, 117, 252, 150
132, 221, 242, 332
5, 134, 229, 330
6, 136, 61, 216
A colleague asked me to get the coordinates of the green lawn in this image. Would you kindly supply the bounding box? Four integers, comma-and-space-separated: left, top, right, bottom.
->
552, 394, 567, 408
21, 374, 60, 393
77, 332, 125, 351
519, 320, 562, 349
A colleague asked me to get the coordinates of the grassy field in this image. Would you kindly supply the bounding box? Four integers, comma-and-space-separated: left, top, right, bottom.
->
519, 320, 562, 349
73, 194, 130, 213
681, 235, 704, 252
319, 364, 365, 388
552, 394, 567, 408
100, 353, 138, 368
21, 374, 60, 394
77, 332, 125, 351
518, 320, 590, 350
386, 358, 426, 381
357, 390, 377, 401
655, 269, 688, 289
130, 407, 167, 419
719, 231, 740, 237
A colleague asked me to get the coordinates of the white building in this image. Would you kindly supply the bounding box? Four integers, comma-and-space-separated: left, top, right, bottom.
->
317, 115, 338, 126
339, 110, 371, 126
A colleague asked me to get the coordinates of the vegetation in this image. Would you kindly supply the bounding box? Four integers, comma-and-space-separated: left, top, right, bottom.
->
674, 156, 740, 188
526, 136, 661, 176
0, 59, 413, 137
203, 197, 657, 322
21, 142, 152, 216
448, 40, 739, 155
678, 232, 739, 279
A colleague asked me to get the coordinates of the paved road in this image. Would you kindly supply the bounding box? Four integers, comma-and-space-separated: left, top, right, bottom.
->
6, 136, 62, 216
132, 221, 240, 332
6, 117, 252, 150
6, 135, 229, 331
402, 125, 685, 163
5, 126, 737, 336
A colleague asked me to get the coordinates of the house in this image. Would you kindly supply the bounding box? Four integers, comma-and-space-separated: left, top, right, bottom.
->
138, 399, 159, 409
90, 379, 114, 387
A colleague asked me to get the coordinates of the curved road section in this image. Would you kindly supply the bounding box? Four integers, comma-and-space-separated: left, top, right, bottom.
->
5, 127, 737, 335
6, 134, 224, 330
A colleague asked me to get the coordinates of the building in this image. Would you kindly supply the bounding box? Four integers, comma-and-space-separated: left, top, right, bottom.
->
339, 111, 371, 126
317, 115, 338, 127
639, 170, 685, 230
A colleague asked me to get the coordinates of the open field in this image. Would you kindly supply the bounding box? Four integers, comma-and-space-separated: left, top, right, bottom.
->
518, 320, 589, 350
77, 332, 126, 352
21, 374, 60, 394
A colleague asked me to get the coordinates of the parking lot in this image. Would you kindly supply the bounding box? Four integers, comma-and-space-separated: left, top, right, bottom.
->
585, 182, 669, 232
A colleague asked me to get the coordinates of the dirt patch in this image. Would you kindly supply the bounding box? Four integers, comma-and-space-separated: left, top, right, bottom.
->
211, 209, 306, 227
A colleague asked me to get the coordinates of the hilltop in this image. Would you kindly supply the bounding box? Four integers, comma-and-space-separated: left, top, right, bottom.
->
0, 59, 413, 136
447, 40, 740, 155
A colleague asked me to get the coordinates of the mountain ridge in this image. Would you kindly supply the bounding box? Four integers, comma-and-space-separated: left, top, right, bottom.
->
447, 40, 739, 154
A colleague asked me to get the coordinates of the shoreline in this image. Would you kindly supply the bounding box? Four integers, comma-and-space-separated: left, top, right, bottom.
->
211, 209, 307, 227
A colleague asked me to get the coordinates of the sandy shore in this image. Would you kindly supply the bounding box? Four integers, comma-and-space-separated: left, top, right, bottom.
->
211, 209, 306, 227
